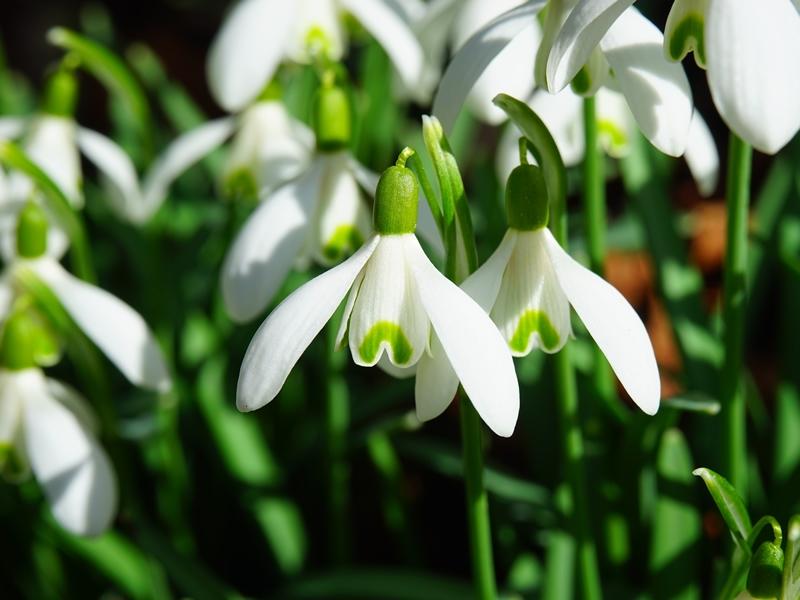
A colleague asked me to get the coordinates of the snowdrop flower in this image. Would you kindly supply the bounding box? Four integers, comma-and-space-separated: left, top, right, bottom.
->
237, 154, 520, 436
435, 1, 693, 157
664, 0, 800, 153
0, 202, 171, 392
400, 0, 540, 121
496, 87, 720, 195
221, 82, 374, 323
445, 163, 660, 414
0, 315, 117, 536
207, 0, 423, 113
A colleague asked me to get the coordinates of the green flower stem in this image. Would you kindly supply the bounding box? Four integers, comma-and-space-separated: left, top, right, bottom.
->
551, 109, 602, 600
459, 399, 497, 600
582, 97, 625, 424
721, 132, 752, 496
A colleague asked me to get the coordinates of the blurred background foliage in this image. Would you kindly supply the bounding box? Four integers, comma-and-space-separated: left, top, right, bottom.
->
1, 1, 799, 599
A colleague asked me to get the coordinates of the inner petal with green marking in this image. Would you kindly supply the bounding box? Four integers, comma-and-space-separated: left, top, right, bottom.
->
358, 320, 413, 366
509, 309, 561, 353
322, 224, 364, 263
667, 14, 706, 67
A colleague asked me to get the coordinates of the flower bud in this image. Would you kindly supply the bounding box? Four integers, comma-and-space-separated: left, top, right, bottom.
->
746, 541, 784, 598
0, 312, 39, 371
373, 155, 419, 235
16, 201, 48, 259
42, 68, 78, 117
312, 84, 351, 152
505, 164, 549, 231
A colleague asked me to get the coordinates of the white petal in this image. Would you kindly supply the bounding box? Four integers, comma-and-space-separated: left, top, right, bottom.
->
141, 117, 236, 222
23, 371, 117, 536
75, 127, 144, 221
684, 110, 719, 196
461, 229, 517, 312
377, 353, 417, 379
346, 156, 379, 194
25, 116, 83, 208
415, 333, 460, 423
490, 230, 572, 355
452, 0, 527, 48
45, 378, 100, 435
341, 0, 424, 89
309, 153, 372, 266
221, 164, 321, 323
466, 20, 541, 124
207, 0, 297, 112
27, 259, 171, 392
595, 87, 635, 158
347, 236, 429, 368
542, 228, 660, 414
706, 0, 800, 154
0, 116, 27, 140
223, 102, 313, 194
663, 0, 708, 67
599, 8, 693, 157
415, 194, 445, 257
432, 1, 546, 132
285, 0, 346, 63
545, 0, 635, 92
405, 235, 519, 437
237, 235, 380, 411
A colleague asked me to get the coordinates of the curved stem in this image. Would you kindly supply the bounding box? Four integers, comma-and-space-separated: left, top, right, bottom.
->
721, 132, 752, 496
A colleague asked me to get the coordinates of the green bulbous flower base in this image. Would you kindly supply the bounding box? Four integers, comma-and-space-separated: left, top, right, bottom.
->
42, 68, 79, 117
747, 542, 784, 598
505, 164, 549, 231
17, 201, 48, 259
373, 164, 419, 235
313, 84, 352, 152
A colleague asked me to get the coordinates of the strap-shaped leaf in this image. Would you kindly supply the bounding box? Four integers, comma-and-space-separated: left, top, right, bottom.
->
693, 467, 752, 548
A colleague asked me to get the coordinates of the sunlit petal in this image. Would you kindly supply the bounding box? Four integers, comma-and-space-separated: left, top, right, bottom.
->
684, 109, 719, 196
25, 116, 82, 208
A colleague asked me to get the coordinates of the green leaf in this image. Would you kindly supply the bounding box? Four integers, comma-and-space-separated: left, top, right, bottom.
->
782, 515, 800, 600
661, 393, 721, 415
650, 429, 701, 600
693, 467, 752, 547
0, 141, 94, 281
47, 27, 151, 152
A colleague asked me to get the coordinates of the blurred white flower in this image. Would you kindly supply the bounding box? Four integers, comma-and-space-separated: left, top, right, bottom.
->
664, 0, 800, 153
496, 88, 720, 195
206, 0, 424, 113
236, 164, 520, 436
0, 367, 117, 536
434, 1, 693, 157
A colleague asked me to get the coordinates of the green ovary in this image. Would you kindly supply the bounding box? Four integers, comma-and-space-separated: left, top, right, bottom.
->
668, 15, 705, 66
322, 225, 364, 263
223, 168, 258, 201
509, 310, 560, 353
598, 119, 628, 156
358, 321, 413, 365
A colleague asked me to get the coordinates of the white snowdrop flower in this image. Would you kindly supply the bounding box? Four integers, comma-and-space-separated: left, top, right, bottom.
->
237, 156, 520, 437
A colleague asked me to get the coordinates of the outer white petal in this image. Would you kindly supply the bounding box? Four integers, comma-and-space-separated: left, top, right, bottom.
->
706, 0, 800, 154
599, 8, 693, 157
310, 153, 372, 266
221, 163, 321, 323
684, 110, 719, 196
461, 229, 517, 312
415, 333, 460, 423
545, 0, 635, 92
237, 235, 381, 411
405, 235, 519, 437
542, 228, 660, 414
341, 0, 424, 89
207, 0, 297, 112
23, 371, 117, 536
0, 116, 27, 140
452, 0, 526, 48
27, 259, 171, 393
347, 236, 429, 368
223, 102, 313, 194
75, 127, 144, 221
491, 230, 572, 355
466, 21, 541, 124
25, 116, 83, 208
0, 369, 24, 446
141, 118, 236, 222
432, 1, 546, 132
45, 378, 100, 435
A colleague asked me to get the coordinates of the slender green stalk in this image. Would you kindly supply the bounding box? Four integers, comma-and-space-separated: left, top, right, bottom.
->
721, 133, 752, 496
459, 399, 497, 600
551, 110, 603, 600
581, 97, 624, 423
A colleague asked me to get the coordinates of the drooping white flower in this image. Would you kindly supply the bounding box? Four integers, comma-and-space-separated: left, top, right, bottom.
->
0, 203, 171, 392
496, 87, 719, 195
206, 0, 424, 113
664, 0, 800, 153
0, 366, 117, 536
237, 160, 520, 436
434, 1, 693, 157
431, 164, 660, 415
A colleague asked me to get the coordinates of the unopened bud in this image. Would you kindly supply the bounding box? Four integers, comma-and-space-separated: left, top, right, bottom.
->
746, 541, 784, 599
